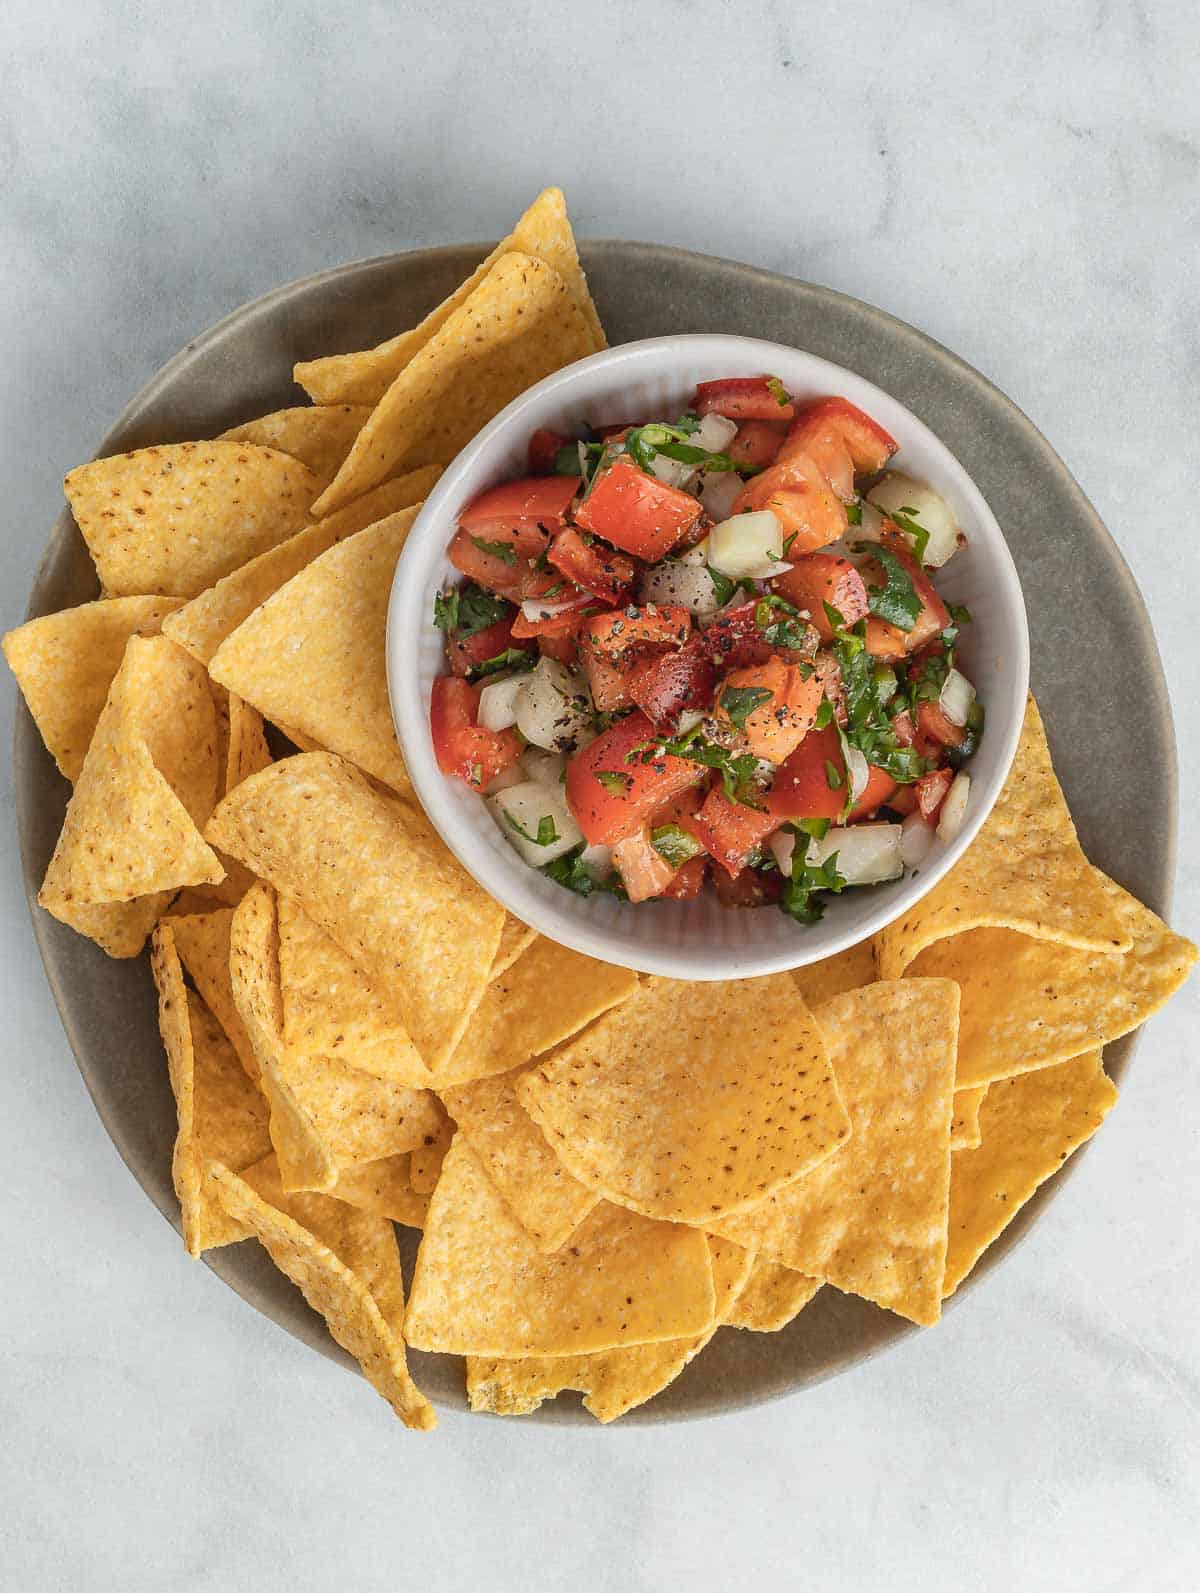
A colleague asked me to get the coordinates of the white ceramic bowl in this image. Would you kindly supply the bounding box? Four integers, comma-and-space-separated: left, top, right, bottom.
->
388, 335, 1029, 979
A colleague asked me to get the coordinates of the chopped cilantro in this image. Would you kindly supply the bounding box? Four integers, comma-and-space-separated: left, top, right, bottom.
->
853, 540, 921, 630
880, 505, 930, 564
469, 534, 517, 566
468, 647, 536, 680
628, 726, 762, 806
814, 698, 834, 730
504, 811, 559, 847
794, 817, 830, 840
543, 847, 627, 899
824, 758, 844, 791
719, 684, 773, 731
845, 499, 863, 526
780, 844, 846, 925
650, 824, 704, 867
433, 582, 512, 638
595, 769, 633, 795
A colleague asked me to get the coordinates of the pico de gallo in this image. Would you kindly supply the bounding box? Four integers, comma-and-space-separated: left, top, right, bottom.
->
430, 377, 983, 923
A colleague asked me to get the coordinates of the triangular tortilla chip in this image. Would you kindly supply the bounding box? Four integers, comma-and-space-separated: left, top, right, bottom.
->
907, 872, 1196, 1089
150, 924, 271, 1255
161, 467, 440, 667
207, 754, 504, 1070
195, 692, 274, 908
492, 916, 537, 980
210, 1158, 434, 1431
466, 1237, 754, 1422
170, 907, 258, 1080
943, 1051, 1117, 1297
408, 1112, 453, 1193
294, 187, 604, 405
708, 981, 959, 1326
64, 442, 320, 598
38, 635, 224, 956
950, 1085, 988, 1151
517, 975, 850, 1225
724, 1260, 822, 1332
792, 936, 877, 1008
4, 596, 183, 781
404, 1135, 716, 1358
220, 404, 370, 485
875, 697, 1132, 978
209, 508, 418, 794
328, 1155, 429, 1228
312, 252, 597, 515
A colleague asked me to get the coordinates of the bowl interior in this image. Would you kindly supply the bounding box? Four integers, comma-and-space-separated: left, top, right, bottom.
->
390, 334, 1029, 978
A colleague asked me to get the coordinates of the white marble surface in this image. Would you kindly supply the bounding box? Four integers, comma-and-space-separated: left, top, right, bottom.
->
3, 3, 1198, 1588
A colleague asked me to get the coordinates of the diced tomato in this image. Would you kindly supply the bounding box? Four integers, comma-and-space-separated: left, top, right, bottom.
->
780, 397, 898, 502
732, 451, 848, 554
446, 615, 531, 677
648, 785, 704, 828
448, 529, 529, 598
702, 600, 818, 672
688, 783, 780, 877
565, 712, 701, 846
582, 605, 692, 665
573, 458, 703, 561
547, 526, 636, 607
579, 640, 633, 712
509, 588, 597, 639
860, 528, 951, 654
864, 616, 909, 660
430, 676, 521, 791
914, 765, 954, 821
693, 376, 796, 423
538, 628, 580, 666
528, 429, 570, 475
660, 855, 707, 900
813, 649, 847, 726
458, 475, 579, 540
916, 700, 966, 753
728, 420, 787, 470
887, 784, 919, 817
712, 865, 782, 907
714, 657, 823, 764
846, 763, 899, 821
767, 722, 847, 821
771, 555, 869, 641
627, 634, 716, 729
611, 829, 677, 903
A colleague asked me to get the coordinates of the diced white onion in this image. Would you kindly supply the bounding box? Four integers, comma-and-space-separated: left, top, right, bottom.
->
487, 780, 584, 866
679, 537, 709, 567
938, 667, 976, 728
707, 509, 785, 579
477, 673, 526, 732
809, 822, 904, 886
521, 595, 583, 622
650, 453, 696, 490
843, 742, 870, 805
520, 747, 566, 785
514, 659, 594, 752
769, 830, 796, 875
698, 471, 742, 523
692, 413, 738, 453
637, 558, 722, 616
866, 472, 963, 567
676, 708, 707, 736
936, 771, 971, 843
579, 842, 614, 880
483, 763, 526, 795
900, 811, 935, 868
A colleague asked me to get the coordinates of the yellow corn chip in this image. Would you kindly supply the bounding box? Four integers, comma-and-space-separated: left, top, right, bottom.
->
160, 468, 440, 667
294, 187, 604, 405
908, 872, 1196, 1089
312, 252, 597, 515
4, 596, 183, 781
329, 1154, 429, 1228
951, 1086, 988, 1151
875, 697, 1132, 979
38, 635, 223, 956
944, 1051, 1117, 1297
197, 692, 273, 908
409, 1113, 453, 1193
709, 980, 960, 1326
210, 1158, 434, 1431
150, 925, 271, 1255
438, 939, 639, 1087
208, 508, 418, 795
207, 754, 504, 1070
220, 404, 370, 485
492, 917, 537, 980
442, 1062, 599, 1251
466, 1237, 754, 1422
404, 1135, 716, 1358
170, 907, 258, 1080
517, 975, 850, 1225
65, 442, 320, 598
724, 1260, 822, 1333
792, 936, 877, 1009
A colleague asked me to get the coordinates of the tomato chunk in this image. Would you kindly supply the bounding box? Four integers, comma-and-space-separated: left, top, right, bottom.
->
772, 555, 869, 641
728, 420, 787, 470
459, 475, 579, 538
846, 763, 899, 821
916, 700, 966, 753
627, 634, 716, 729
660, 854, 707, 900
914, 764, 954, 820
781, 397, 898, 502
612, 829, 677, 903
715, 657, 823, 764
689, 783, 780, 877
573, 458, 703, 561
702, 600, 818, 672
767, 722, 847, 821
430, 676, 521, 790
693, 376, 795, 423
528, 428, 570, 475
538, 628, 580, 666
446, 614, 531, 677
547, 526, 636, 607
860, 529, 951, 655
712, 864, 782, 907
732, 451, 848, 554
509, 587, 597, 639
565, 712, 701, 846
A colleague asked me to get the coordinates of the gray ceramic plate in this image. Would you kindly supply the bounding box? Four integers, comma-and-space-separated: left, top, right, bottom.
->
15, 241, 1177, 1425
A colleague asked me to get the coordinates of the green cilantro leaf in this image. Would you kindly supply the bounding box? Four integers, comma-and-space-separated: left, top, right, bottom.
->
779, 841, 846, 925
543, 847, 628, 899
879, 505, 930, 564
468, 647, 536, 680
504, 811, 560, 847
853, 540, 921, 630
720, 684, 773, 731
845, 500, 863, 526
433, 588, 459, 631
824, 758, 844, 790
470, 535, 517, 566
595, 770, 633, 795
814, 698, 834, 730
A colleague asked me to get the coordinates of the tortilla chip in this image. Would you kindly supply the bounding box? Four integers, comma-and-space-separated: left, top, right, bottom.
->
951, 1086, 988, 1151
220, 405, 371, 485
875, 697, 1132, 979
150, 925, 271, 1255
208, 508, 418, 794
312, 252, 597, 515
944, 1051, 1117, 1297
4, 596, 184, 781
438, 939, 639, 1087
38, 635, 223, 957
724, 1260, 822, 1332
170, 907, 258, 1080
517, 975, 850, 1225
210, 1159, 434, 1431
409, 1113, 453, 1193
65, 442, 320, 598
792, 937, 877, 1008
908, 873, 1197, 1089
492, 917, 537, 980
284, 1052, 444, 1175
160, 468, 440, 667
207, 754, 504, 1070
466, 1237, 754, 1422
442, 1062, 599, 1251
404, 1135, 716, 1358
709, 980, 959, 1326
196, 693, 273, 907
329, 1155, 429, 1228
294, 187, 604, 405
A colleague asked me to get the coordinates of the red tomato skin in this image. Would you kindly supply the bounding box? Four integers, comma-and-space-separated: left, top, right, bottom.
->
693, 377, 796, 423
888, 784, 919, 817
509, 590, 597, 639
446, 615, 529, 677
528, 429, 570, 475
846, 763, 899, 821
430, 677, 521, 790
538, 629, 580, 666
732, 451, 848, 554
573, 459, 703, 561
448, 529, 528, 598
611, 829, 677, 903
728, 420, 787, 469
914, 765, 954, 820
715, 657, 823, 764
565, 713, 701, 846
767, 723, 847, 821
459, 475, 579, 536
916, 700, 966, 752
547, 526, 636, 607
782, 397, 898, 501
713, 863, 783, 907
627, 635, 716, 729
688, 784, 780, 877
701, 601, 819, 672
578, 637, 634, 712
772, 555, 870, 641
661, 855, 708, 899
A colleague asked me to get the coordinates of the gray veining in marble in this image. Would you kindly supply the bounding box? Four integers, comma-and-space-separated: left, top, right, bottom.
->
2, 2, 1198, 1589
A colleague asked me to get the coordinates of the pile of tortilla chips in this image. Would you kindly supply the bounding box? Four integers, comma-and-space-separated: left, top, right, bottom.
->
6, 190, 1194, 1432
